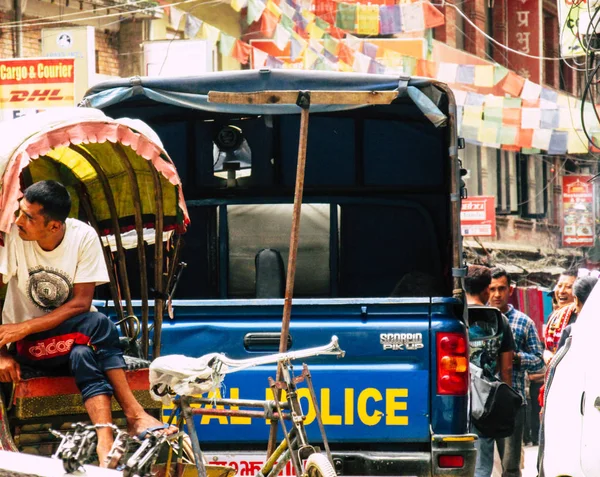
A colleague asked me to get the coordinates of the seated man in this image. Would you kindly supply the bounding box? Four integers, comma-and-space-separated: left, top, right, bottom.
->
0, 180, 175, 466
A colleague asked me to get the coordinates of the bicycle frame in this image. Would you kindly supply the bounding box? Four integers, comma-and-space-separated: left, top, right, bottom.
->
165, 341, 343, 477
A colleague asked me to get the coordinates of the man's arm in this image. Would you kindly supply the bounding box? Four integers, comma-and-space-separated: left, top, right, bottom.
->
499, 350, 514, 386
517, 319, 545, 373
0, 282, 96, 349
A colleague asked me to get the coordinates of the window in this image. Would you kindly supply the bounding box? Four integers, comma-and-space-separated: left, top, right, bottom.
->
497, 150, 518, 214
519, 155, 547, 218
227, 204, 331, 298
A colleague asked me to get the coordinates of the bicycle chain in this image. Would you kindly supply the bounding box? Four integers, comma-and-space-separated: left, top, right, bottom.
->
51, 422, 181, 476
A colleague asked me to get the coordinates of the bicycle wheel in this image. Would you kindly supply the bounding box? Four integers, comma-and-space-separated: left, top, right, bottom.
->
304, 453, 337, 477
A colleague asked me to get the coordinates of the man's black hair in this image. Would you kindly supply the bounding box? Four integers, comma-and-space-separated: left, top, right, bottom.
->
23, 180, 71, 223
573, 276, 598, 306
490, 267, 512, 286
465, 265, 492, 295
562, 268, 578, 278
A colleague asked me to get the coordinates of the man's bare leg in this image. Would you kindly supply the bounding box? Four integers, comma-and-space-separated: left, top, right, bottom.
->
84, 394, 114, 468
106, 368, 177, 437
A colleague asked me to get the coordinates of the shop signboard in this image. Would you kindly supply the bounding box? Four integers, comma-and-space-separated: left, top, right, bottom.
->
460, 196, 496, 237
507, 0, 542, 82
562, 175, 595, 247
0, 58, 75, 120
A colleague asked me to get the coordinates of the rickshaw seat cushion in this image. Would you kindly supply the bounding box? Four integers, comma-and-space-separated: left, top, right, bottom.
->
10, 356, 159, 419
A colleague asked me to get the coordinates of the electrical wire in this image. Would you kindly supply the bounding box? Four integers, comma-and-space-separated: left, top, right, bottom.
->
0, 0, 205, 30
0, 0, 155, 27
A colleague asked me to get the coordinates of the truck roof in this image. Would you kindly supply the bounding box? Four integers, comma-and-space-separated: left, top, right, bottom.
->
82, 69, 452, 122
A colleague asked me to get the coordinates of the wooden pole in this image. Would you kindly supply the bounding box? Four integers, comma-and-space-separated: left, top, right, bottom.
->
266, 92, 311, 456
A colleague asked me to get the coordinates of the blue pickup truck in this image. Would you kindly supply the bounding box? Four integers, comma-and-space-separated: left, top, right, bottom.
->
83, 70, 475, 477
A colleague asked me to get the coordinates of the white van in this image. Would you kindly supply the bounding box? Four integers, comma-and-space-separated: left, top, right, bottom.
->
540, 281, 600, 476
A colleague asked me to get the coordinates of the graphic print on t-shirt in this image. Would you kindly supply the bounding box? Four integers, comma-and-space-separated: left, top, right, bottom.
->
26, 266, 73, 311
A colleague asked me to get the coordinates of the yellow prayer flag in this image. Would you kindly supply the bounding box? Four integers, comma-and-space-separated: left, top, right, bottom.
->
338, 61, 354, 72
462, 105, 483, 128
307, 22, 325, 40
381, 48, 403, 67
484, 94, 504, 108
356, 4, 379, 35
301, 8, 315, 24
266, 0, 282, 19
304, 48, 319, 69
201, 23, 221, 46
474, 65, 494, 87
478, 123, 499, 144
567, 130, 589, 153
231, 0, 248, 13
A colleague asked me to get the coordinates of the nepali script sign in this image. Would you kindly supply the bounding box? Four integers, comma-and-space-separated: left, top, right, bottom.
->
460, 196, 496, 237
0, 58, 75, 110
506, 0, 542, 82
562, 175, 594, 247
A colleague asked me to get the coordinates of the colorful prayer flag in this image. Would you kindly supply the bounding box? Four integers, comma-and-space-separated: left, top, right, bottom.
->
474, 65, 494, 87
201, 23, 221, 46
274, 23, 292, 50
336, 3, 357, 30
379, 5, 402, 34
357, 4, 379, 35
219, 33, 236, 56
401, 3, 424, 32
422, 2, 445, 28
184, 14, 203, 38
548, 130, 568, 154
362, 42, 378, 59
231, 0, 248, 12
261, 9, 279, 37
232, 40, 253, 64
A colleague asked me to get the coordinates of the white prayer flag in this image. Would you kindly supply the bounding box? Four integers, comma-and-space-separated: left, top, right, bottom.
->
520, 80, 542, 102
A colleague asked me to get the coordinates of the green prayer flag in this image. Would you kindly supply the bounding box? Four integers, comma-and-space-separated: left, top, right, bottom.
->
280, 14, 294, 32
336, 2, 356, 30
315, 17, 329, 30
219, 33, 236, 56
493, 66, 509, 85
484, 107, 503, 125
498, 126, 517, 145
504, 97, 522, 109
247, 0, 266, 24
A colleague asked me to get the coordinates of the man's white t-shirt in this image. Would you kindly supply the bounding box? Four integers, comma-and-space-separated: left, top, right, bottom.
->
0, 218, 109, 325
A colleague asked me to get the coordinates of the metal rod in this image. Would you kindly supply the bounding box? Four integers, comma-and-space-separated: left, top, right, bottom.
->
69, 145, 136, 335
268, 97, 311, 456
180, 397, 207, 477
111, 143, 150, 359
189, 397, 289, 409
303, 364, 334, 468
190, 408, 291, 420
149, 160, 165, 358
271, 381, 303, 477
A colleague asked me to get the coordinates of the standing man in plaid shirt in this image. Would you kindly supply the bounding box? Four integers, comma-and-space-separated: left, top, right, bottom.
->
489, 267, 544, 477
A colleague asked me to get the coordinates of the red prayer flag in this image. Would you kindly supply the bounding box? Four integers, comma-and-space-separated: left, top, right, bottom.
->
232, 40, 253, 65
502, 108, 521, 126
328, 25, 346, 39
517, 128, 534, 148
502, 71, 526, 97
338, 42, 355, 65
260, 9, 278, 38
422, 2, 445, 29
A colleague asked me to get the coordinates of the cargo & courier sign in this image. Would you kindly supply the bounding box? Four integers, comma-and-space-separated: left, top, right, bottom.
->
460, 196, 496, 237
0, 58, 75, 109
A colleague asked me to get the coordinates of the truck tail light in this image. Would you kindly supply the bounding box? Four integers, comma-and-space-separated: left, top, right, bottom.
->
438, 455, 464, 468
436, 332, 468, 395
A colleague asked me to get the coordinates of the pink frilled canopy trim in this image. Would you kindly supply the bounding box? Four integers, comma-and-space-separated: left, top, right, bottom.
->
0, 120, 190, 236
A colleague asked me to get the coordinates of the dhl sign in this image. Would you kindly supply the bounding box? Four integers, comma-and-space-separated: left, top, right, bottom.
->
0, 58, 75, 109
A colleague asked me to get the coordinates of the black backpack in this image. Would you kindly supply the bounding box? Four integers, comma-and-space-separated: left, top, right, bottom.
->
470, 364, 524, 438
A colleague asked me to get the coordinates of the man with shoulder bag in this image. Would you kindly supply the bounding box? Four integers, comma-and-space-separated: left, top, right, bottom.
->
465, 266, 521, 477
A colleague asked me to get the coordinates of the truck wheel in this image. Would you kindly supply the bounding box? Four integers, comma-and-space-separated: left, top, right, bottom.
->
304, 453, 337, 477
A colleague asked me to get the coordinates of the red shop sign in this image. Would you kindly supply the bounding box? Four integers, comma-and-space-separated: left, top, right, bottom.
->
461, 196, 496, 237
562, 175, 595, 248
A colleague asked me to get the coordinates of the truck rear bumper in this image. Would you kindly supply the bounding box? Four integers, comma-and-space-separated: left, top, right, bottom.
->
331, 434, 477, 476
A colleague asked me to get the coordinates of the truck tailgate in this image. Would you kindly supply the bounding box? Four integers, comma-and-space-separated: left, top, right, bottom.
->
158, 300, 431, 444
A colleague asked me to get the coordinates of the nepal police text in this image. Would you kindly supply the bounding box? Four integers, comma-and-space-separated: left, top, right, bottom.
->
195, 387, 409, 426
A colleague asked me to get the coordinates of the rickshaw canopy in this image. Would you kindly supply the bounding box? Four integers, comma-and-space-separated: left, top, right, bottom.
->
0, 108, 189, 240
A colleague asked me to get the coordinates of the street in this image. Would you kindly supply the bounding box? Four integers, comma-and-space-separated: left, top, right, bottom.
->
491, 444, 539, 477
